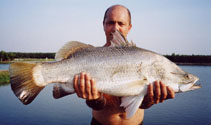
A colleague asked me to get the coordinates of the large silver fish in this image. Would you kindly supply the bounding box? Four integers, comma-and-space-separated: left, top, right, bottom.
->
9, 30, 200, 118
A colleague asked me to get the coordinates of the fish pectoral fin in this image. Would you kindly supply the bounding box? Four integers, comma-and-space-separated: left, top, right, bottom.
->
53, 83, 75, 99
120, 93, 146, 119
55, 41, 94, 61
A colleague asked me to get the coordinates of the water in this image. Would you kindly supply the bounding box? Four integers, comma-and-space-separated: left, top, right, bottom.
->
0, 64, 210, 125
144, 66, 211, 125
0, 64, 10, 70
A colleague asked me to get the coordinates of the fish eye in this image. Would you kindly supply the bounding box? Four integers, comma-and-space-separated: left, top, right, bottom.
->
185, 74, 190, 78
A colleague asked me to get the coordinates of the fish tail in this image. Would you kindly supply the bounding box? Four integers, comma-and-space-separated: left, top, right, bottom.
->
9, 62, 45, 105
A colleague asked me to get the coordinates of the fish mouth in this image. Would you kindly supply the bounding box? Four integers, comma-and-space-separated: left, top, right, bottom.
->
190, 76, 201, 90
189, 84, 201, 91
190, 77, 201, 90
179, 77, 200, 92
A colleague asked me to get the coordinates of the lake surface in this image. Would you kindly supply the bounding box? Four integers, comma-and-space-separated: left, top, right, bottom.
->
0, 64, 210, 125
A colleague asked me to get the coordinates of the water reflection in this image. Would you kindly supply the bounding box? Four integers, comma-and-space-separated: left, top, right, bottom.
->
0, 64, 10, 70
0, 82, 9, 87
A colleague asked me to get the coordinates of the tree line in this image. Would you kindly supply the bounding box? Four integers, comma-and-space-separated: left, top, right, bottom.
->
0, 51, 55, 61
0, 50, 211, 63
165, 53, 211, 64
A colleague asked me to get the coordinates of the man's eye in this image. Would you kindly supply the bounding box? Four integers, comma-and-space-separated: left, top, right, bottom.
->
107, 21, 115, 25
118, 22, 124, 26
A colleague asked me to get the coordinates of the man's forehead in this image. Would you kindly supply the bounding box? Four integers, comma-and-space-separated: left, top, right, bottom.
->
107, 6, 128, 16
106, 7, 129, 22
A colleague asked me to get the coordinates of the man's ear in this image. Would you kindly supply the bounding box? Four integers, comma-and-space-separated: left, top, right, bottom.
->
128, 24, 132, 31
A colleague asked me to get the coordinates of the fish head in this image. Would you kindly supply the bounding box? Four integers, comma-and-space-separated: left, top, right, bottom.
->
178, 73, 200, 92
151, 59, 201, 93
169, 70, 200, 92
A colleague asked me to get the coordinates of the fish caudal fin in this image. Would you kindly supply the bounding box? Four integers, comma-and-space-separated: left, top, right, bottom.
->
120, 88, 147, 119
9, 62, 45, 105
53, 83, 75, 99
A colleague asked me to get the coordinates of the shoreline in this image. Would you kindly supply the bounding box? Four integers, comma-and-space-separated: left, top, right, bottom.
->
176, 63, 211, 66
0, 70, 10, 85
0, 58, 55, 64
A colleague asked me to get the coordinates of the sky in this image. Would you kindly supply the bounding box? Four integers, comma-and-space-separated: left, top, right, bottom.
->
0, 0, 210, 55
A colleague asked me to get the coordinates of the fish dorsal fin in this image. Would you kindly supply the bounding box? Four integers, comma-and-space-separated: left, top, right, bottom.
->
110, 30, 136, 47
55, 41, 94, 61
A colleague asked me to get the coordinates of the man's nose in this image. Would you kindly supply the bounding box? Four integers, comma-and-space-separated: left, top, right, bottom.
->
111, 23, 119, 32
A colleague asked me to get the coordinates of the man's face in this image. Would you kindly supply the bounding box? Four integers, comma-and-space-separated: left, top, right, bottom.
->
103, 7, 132, 43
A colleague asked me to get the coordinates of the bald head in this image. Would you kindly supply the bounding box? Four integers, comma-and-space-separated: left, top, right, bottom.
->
103, 5, 131, 25
103, 5, 132, 46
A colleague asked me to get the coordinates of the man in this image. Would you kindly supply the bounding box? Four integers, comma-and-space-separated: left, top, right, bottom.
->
73, 5, 175, 125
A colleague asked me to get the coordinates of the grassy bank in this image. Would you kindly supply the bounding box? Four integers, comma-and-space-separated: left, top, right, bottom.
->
0, 70, 10, 85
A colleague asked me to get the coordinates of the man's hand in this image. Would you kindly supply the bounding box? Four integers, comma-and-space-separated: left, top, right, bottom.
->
140, 81, 175, 109
73, 72, 101, 100
74, 73, 175, 109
